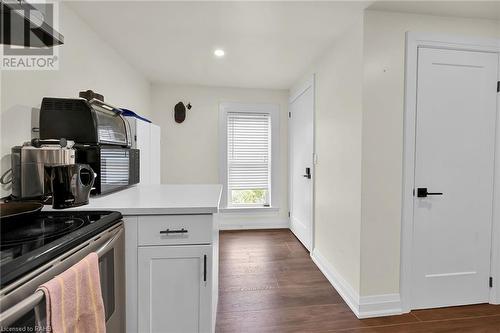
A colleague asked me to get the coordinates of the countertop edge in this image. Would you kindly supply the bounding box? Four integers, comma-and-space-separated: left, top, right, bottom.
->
42, 184, 223, 216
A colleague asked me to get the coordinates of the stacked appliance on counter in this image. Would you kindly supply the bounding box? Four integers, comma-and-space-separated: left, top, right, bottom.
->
9, 138, 94, 208
4, 95, 159, 206
39, 97, 140, 195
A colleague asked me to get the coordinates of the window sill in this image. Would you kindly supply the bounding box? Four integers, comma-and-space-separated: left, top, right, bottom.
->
219, 207, 280, 214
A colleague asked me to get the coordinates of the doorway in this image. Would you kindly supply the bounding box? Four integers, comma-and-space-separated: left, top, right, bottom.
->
402, 33, 500, 312
289, 76, 315, 251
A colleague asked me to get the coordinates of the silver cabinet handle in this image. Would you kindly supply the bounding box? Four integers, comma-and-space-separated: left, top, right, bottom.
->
159, 228, 188, 234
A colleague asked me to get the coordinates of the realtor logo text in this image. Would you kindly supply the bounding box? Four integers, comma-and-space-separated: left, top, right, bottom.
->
1, 2, 60, 70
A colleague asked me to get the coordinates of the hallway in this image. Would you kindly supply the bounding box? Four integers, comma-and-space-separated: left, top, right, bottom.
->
216, 229, 500, 332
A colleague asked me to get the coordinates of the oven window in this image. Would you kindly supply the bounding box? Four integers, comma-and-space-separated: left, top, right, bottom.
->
99, 248, 115, 321
91, 102, 128, 145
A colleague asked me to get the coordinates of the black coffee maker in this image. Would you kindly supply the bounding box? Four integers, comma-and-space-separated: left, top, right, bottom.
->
50, 164, 95, 209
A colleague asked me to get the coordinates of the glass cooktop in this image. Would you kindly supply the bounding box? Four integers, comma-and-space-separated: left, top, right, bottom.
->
0, 211, 121, 288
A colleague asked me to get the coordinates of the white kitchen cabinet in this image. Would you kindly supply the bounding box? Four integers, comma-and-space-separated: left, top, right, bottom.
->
49, 185, 222, 333
125, 213, 218, 333
138, 245, 212, 333
126, 117, 161, 185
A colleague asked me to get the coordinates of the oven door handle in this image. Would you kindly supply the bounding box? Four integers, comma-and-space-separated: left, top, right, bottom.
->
95, 227, 123, 257
0, 227, 123, 328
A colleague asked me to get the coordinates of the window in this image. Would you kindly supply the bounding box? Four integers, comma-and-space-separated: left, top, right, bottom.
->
227, 112, 271, 207
219, 103, 279, 209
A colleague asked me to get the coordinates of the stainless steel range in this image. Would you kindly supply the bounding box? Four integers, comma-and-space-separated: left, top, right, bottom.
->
0, 210, 125, 332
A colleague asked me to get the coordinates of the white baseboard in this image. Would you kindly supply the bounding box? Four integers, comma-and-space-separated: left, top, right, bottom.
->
217, 214, 289, 230
310, 249, 361, 317
290, 219, 311, 251
358, 294, 403, 318
490, 286, 500, 305
311, 249, 403, 319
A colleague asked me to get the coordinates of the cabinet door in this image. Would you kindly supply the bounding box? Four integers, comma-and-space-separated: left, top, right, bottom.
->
138, 245, 212, 333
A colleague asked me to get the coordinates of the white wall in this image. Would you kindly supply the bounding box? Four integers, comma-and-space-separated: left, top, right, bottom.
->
150, 84, 289, 228
295, 14, 364, 295
292, 8, 500, 305
0, 2, 151, 196
360, 10, 500, 296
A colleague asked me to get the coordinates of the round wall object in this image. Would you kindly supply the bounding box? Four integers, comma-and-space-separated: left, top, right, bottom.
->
174, 102, 186, 123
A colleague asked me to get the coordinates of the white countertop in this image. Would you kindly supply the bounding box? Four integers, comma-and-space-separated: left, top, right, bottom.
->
43, 184, 222, 215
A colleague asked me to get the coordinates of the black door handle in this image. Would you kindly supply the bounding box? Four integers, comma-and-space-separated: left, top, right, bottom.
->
303, 167, 311, 179
416, 188, 443, 198
203, 254, 207, 282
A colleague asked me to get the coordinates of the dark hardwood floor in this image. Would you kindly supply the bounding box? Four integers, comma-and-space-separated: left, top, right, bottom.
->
216, 229, 500, 333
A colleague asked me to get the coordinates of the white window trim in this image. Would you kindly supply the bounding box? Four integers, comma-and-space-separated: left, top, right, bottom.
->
219, 102, 280, 211
219, 207, 280, 214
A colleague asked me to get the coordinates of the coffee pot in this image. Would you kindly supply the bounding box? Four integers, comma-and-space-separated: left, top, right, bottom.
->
50, 164, 95, 209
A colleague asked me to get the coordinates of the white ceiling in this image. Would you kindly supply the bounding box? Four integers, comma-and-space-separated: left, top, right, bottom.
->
68, 1, 499, 90
368, 1, 500, 21
67, 1, 369, 89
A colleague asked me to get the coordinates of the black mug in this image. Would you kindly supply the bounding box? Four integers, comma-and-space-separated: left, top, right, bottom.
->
50, 164, 95, 209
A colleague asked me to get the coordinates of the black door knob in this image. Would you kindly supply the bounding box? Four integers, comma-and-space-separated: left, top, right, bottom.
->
303, 167, 311, 179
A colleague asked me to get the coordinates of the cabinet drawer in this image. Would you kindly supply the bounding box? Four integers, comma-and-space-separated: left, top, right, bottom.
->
138, 215, 212, 246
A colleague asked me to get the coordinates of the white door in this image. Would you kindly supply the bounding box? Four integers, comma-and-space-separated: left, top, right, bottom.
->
138, 245, 212, 333
412, 47, 498, 309
289, 79, 314, 251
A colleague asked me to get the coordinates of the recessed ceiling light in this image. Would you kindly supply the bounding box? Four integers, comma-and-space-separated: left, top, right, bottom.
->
214, 49, 225, 57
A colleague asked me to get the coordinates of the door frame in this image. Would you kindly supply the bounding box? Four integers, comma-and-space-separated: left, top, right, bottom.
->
401, 32, 500, 313
288, 74, 316, 252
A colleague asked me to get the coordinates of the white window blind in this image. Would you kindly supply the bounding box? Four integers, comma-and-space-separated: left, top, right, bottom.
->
227, 112, 271, 205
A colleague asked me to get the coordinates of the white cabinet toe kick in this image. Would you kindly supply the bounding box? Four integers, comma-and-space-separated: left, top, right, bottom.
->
124, 214, 219, 333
